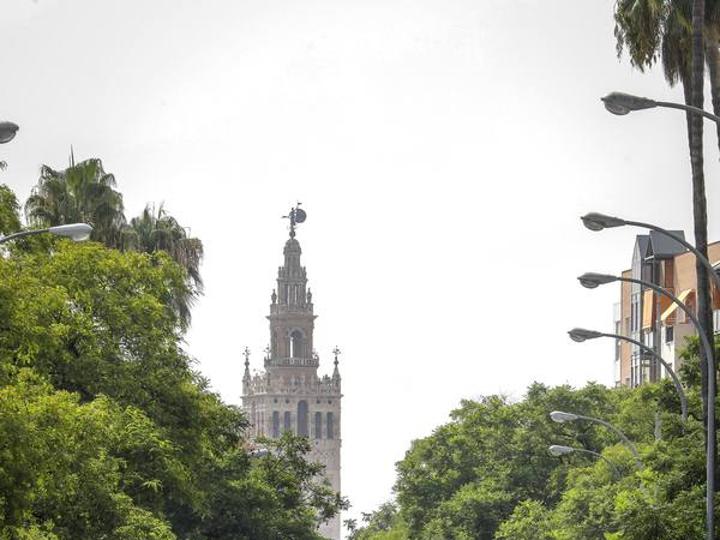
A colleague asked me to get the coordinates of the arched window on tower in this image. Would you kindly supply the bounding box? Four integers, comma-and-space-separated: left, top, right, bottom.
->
283, 411, 292, 433
289, 330, 304, 358
297, 401, 309, 437
272, 411, 280, 438
326, 412, 334, 439
315, 412, 322, 439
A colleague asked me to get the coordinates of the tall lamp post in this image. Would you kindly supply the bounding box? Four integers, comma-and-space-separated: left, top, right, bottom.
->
579, 270, 715, 524
550, 410, 642, 469
548, 444, 622, 478
568, 327, 688, 423
0, 223, 93, 245
599, 94, 718, 538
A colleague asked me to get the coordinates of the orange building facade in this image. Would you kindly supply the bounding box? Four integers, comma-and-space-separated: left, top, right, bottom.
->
614, 233, 720, 388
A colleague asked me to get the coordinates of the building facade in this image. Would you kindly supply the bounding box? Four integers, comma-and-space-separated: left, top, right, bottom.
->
241, 210, 342, 540
614, 233, 720, 387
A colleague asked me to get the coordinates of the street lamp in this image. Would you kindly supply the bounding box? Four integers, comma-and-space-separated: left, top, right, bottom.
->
0, 223, 93, 245
568, 327, 688, 423
577, 272, 715, 380
0, 121, 19, 144
581, 213, 720, 295
249, 448, 270, 458
550, 410, 642, 469
548, 444, 621, 478
601, 92, 720, 124
579, 269, 715, 519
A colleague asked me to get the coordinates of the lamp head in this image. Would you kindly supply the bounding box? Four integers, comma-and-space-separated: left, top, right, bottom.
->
48, 223, 93, 241
568, 328, 603, 342
601, 92, 657, 115
581, 212, 626, 231
0, 121, 19, 144
549, 444, 574, 457
550, 411, 579, 423
578, 272, 618, 289
249, 447, 270, 458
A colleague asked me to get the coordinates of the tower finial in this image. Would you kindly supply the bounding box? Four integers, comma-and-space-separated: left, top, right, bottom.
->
243, 346, 251, 367
283, 202, 306, 239
332, 346, 341, 381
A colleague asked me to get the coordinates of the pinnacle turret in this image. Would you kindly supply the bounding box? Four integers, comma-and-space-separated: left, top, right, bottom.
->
242, 346, 251, 388
332, 346, 341, 382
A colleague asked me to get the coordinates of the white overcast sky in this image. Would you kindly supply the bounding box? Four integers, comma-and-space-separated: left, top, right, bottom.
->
3, 0, 720, 535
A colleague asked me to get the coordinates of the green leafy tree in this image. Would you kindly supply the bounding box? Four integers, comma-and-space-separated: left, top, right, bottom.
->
0, 371, 176, 539
356, 359, 713, 540
0, 184, 21, 235
495, 500, 553, 540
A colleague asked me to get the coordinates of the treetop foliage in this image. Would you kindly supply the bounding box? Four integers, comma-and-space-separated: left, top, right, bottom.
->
351, 354, 713, 539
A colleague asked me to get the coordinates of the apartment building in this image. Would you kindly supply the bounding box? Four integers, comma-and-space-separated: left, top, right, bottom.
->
614, 233, 720, 387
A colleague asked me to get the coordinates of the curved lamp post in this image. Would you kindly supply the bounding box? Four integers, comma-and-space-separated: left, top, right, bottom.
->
550, 410, 642, 469
579, 270, 715, 525
0, 223, 93, 245
568, 327, 688, 423
601, 92, 720, 124
548, 444, 621, 478
0, 122, 19, 144
581, 213, 720, 294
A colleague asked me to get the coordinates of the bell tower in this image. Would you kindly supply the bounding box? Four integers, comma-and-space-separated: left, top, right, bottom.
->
241, 205, 342, 540
267, 208, 318, 375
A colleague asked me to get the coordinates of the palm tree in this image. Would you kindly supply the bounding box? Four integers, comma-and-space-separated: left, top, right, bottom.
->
25, 155, 126, 247
122, 204, 204, 328
615, 0, 717, 519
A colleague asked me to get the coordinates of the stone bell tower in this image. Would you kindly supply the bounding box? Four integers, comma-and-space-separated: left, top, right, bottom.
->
241, 205, 342, 540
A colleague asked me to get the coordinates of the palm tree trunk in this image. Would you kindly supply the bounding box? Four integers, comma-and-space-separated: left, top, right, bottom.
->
690, 1, 715, 537
706, 30, 720, 147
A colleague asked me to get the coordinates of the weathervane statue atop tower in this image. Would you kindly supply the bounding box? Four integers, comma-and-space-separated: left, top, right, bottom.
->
283, 202, 307, 239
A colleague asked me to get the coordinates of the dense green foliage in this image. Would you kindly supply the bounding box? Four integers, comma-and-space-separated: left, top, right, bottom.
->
351, 352, 714, 539
0, 182, 345, 538
24, 157, 203, 328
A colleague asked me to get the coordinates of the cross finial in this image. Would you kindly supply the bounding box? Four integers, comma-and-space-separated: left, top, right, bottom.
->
332, 346, 341, 366
243, 346, 251, 367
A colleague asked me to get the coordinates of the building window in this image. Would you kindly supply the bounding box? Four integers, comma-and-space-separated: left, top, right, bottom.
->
666, 326, 674, 343
297, 401, 309, 437
327, 412, 334, 439
714, 310, 720, 333
284, 411, 292, 433
289, 330, 304, 358
272, 411, 280, 438
315, 412, 322, 439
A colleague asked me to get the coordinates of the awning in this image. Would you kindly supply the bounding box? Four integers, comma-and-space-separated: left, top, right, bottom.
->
661, 288, 694, 322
